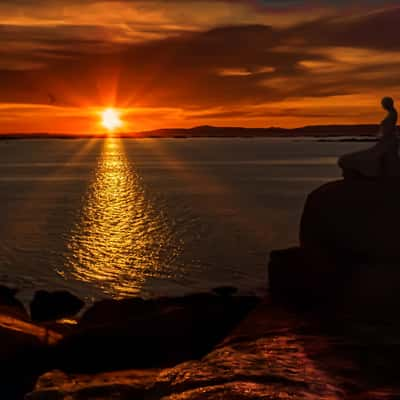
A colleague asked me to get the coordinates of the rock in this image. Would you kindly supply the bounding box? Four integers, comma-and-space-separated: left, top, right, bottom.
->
25, 301, 357, 400
25, 369, 159, 400
26, 300, 400, 399
269, 247, 371, 317
212, 286, 238, 296
30, 290, 85, 323
0, 285, 29, 320
293, 179, 400, 315
79, 297, 148, 326
300, 179, 400, 263
269, 248, 311, 302
0, 312, 62, 399
54, 294, 259, 373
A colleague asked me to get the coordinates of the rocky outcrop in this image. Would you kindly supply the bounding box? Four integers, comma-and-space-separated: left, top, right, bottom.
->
270, 179, 400, 313
300, 179, 400, 263
26, 299, 400, 399
30, 290, 84, 322
54, 293, 260, 373
0, 287, 85, 399
0, 288, 259, 398
25, 301, 343, 400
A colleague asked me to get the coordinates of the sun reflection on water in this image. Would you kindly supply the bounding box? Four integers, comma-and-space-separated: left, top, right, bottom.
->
64, 138, 181, 297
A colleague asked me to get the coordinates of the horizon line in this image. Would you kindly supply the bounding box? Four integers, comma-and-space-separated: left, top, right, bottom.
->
0, 123, 384, 137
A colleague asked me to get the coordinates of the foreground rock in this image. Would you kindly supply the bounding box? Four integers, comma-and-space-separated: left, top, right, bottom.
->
25, 301, 343, 400
0, 286, 62, 398
0, 287, 258, 398
30, 290, 85, 322
0, 285, 29, 320
0, 309, 62, 399
54, 293, 260, 373
27, 299, 400, 399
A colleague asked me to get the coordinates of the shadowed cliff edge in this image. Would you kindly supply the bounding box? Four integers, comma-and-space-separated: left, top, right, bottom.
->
2, 179, 400, 399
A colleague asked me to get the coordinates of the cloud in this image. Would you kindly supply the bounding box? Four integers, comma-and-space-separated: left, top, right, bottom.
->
0, 0, 400, 131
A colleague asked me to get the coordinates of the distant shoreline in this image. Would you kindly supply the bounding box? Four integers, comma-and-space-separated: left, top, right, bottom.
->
0, 124, 386, 140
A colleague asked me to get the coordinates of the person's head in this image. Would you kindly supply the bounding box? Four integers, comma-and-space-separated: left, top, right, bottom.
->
382, 96, 395, 111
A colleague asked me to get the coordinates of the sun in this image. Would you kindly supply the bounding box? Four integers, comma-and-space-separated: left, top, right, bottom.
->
101, 108, 123, 132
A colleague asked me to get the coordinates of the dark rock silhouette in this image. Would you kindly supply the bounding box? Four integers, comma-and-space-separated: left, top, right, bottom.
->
79, 297, 148, 326
30, 290, 85, 322
212, 286, 238, 296
268, 246, 360, 313
269, 247, 314, 303
0, 305, 61, 399
55, 293, 259, 373
300, 179, 400, 263
0, 285, 29, 320
268, 178, 400, 320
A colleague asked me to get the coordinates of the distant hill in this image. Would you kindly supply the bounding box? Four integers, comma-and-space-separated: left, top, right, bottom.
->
0, 124, 383, 139
135, 124, 380, 138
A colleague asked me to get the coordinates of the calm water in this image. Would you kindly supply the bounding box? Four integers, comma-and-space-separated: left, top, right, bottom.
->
0, 138, 371, 303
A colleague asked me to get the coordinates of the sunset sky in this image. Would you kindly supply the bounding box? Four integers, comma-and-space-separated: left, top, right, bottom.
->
1, 0, 400, 133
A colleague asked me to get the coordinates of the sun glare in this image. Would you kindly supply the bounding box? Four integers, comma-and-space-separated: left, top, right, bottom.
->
102, 108, 123, 132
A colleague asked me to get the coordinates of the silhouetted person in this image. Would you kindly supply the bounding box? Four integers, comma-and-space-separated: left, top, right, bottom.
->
338, 97, 400, 178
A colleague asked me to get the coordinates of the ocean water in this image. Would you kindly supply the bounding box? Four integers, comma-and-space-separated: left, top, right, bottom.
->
0, 137, 371, 303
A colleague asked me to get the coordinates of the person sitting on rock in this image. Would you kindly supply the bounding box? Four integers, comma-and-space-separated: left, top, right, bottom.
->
338, 97, 399, 178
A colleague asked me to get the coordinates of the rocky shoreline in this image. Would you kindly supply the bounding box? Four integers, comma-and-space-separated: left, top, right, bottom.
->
0, 286, 260, 399
2, 179, 400, 399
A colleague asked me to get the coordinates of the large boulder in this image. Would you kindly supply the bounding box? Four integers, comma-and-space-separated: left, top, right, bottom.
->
54, 294, 260, 373
79, 297, 149, 326
300, 179, 400, 263
281, 179, 400, 315
30, 290, 84, 322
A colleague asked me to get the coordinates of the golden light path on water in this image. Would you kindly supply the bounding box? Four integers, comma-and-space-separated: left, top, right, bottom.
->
63, 138, 181, 298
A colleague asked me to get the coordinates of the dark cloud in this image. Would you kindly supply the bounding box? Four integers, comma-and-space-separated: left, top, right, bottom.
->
286, 6, 400, 50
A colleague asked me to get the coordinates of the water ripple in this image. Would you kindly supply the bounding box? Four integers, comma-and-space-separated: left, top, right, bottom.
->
64, 138, 182, 298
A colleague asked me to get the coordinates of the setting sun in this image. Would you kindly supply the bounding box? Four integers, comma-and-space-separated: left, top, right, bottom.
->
102, 108, 123, 132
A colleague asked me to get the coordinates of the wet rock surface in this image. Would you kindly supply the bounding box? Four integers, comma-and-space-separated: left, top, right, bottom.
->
26, 300, 400, 399
0, 287, 260, 399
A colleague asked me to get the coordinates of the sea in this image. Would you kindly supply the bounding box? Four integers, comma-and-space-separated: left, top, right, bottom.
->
0, 137, 372, 304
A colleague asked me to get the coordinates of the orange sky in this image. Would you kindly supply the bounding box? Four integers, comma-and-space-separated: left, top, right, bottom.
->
1, 0, 400, 133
